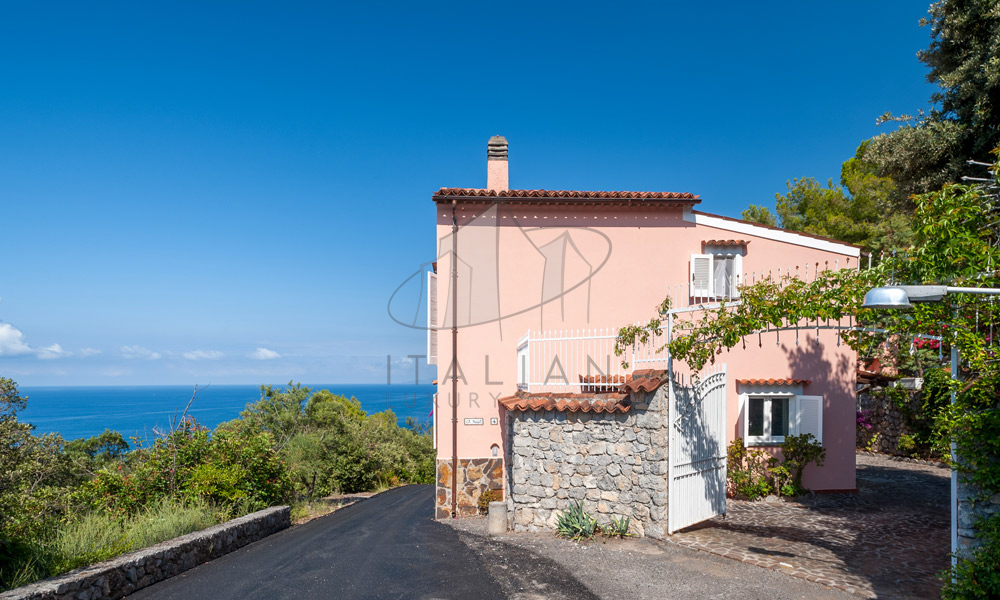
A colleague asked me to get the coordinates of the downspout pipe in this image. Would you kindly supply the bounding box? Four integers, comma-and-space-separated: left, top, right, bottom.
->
451, 200, 459, 518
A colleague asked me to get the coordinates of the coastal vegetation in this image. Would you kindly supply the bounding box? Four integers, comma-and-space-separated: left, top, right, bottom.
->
619, 2, 1000, 592
0, 379, 433, 591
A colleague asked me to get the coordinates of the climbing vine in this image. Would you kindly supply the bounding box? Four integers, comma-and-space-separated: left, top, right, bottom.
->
616, 163, 1000, 593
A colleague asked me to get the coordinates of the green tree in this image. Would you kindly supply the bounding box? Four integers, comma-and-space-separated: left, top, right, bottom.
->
741, 146, 910, 254
740, 204, 777, 226
864, 0, 1000, 200
239, 382, 311, 450
768, 148, 911, 253
65, 430, 129, 470
0, 379, 76, 540
619, 169, 1000, 593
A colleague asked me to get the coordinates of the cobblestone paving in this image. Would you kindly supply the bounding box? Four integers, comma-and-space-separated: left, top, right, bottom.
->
668, 453, 950, 599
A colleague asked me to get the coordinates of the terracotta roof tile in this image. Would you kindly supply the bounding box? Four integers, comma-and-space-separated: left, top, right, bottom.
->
619, 369, 670, 394
498, 391, 631, 414
499, 369, 672, 414
736, 378, 811, 386
434, 188, 700, 204
703, 239, 750, 247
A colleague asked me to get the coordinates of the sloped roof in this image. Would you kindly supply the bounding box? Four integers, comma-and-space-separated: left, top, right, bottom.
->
498, 391, 631, 414
434, 188, 700, 204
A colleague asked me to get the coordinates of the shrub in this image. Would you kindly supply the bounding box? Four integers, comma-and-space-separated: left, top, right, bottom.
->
477, 488, 502, 515
865, 431, 881, 453
727, 437, 773, 500
897, 433, 917, 454
727, 434, 826, 499
856, 410, 873, 431
778, 433, 826, 492
942, 512, 1000, 599
556, 501, 598, 540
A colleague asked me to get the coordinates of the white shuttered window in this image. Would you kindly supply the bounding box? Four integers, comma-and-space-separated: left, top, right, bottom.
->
691, 253, 713, 298
427, 271, 438, 365
691, 252, 742, 299
740, 393, 823, 445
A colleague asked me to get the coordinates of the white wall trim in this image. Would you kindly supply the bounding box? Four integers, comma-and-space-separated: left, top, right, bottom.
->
683, 209, 861, 257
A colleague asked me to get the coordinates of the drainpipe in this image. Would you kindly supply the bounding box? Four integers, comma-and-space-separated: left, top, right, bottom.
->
451, 200, 459, 518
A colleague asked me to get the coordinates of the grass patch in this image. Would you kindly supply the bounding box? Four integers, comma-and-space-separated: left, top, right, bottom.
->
1, 498, 224, 592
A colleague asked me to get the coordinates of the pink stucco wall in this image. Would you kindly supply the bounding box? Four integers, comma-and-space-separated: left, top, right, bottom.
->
432, 200, 859, 492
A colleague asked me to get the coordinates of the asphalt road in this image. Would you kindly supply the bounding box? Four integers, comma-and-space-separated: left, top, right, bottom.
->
129, 486, 508, 600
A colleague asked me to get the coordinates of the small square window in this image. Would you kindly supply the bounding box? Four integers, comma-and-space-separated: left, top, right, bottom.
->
746, 396, 792, 444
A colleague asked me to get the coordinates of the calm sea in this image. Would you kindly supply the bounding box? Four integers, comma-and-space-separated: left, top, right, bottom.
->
19, 384, 435, 442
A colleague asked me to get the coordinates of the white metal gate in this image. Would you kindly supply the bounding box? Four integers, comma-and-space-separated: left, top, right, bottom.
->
668, 364, 727, 534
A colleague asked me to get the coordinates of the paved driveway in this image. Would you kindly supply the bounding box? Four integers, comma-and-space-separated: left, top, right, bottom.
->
669, 453, 950, 599
128, 485, 512, 600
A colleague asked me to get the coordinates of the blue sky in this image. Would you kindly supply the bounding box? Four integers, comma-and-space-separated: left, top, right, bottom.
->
1, 1, 935, 385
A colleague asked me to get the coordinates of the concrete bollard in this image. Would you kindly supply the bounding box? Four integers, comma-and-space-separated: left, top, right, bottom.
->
487, 501, 507, 534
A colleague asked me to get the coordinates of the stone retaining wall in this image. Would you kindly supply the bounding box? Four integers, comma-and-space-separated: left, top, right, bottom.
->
0, 506, 290, 600
506, 387, 670, 539
857, 389, 920, 455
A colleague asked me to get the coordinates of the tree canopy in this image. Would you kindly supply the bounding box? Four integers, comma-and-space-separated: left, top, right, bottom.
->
864, 0, 1000, 203
740, 146, 912, 253
746, 1, 999, 252
621, 168, 1000, 597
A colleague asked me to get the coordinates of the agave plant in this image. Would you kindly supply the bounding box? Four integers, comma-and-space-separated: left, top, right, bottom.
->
555, 501, 598, 540
603, 515, 632, 538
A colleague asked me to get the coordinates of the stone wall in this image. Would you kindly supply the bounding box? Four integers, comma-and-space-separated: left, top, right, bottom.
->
506, 387, 670, 539
435, 458, 504, 518
1, 506, 290, 600
856, 389, 921, 455
957, 476, 1000, 556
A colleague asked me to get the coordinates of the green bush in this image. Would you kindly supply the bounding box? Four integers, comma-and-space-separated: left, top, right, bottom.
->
75, 417, 290, 516
254, 385, 434, 498
556, 501, 598, 540
942, 512, 1000, 599
727, 434, 825, 500
897, 433, 917, 454
477, 488, 502, 515
727, 437, 773, 500
778, 433, 826, 492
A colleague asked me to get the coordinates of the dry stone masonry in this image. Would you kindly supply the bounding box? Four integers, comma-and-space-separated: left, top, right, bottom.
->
856, 389, 922, 455
505, 386, 671, 539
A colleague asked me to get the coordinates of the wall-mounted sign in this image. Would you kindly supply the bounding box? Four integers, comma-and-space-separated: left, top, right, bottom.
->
464, 418, 484, 426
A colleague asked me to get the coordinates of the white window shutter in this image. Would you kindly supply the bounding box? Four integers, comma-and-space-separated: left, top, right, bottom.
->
732, 253, 743, 298
739, 393, 748, 441
796, 395, 823, 443
427, 271, 438, 365
787, 396, 799, 436
691, 253, 714, 298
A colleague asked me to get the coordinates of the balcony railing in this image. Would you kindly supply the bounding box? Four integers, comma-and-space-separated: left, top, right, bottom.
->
516, 326, 668, 394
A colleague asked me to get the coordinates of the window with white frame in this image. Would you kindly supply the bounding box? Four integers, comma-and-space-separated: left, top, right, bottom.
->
741, 393, 823, 445
691, 248, 743, 299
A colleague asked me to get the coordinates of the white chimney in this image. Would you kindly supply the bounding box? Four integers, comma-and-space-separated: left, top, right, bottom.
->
487, 135, 508, 191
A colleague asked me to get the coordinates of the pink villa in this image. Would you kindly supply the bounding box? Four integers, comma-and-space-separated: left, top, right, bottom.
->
428, 137, 860, 537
